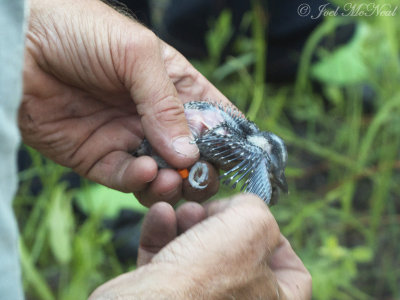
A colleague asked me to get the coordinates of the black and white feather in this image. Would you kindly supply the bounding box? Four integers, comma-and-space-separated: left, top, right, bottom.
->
133, 101, 288, 205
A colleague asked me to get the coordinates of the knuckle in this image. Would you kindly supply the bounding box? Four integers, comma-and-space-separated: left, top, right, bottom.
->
304, 270, 313, 293
152, 95, 185, 124
307, 269, 313, 282
238, 194, 281, 243
122, 28, 160, 82
18, 99, 39, 136
129, 28, 159, 58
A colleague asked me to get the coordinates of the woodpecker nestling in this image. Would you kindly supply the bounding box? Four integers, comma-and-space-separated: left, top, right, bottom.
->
133, 101, 288, 205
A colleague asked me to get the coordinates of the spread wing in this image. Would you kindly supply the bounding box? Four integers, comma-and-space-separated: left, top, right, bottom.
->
196, 128, 273, 204
241, 159, 272, 204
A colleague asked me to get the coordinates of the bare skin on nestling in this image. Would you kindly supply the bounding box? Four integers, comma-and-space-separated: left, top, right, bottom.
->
20, 0, 311, 298
134, 101, 288, 205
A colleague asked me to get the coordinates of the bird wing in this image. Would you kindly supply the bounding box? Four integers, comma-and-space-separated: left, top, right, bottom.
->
196, 128, 272, 204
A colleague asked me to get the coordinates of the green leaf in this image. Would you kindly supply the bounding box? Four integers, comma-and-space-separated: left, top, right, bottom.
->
311, 23, 369, 85
320, 235, 348, 260
20, 240, 55, 300
206, 10, 233, 64
351, 246, 373, 263
213, 52, 255, 81
47, 185, 74, 265
75, 184, 148, 218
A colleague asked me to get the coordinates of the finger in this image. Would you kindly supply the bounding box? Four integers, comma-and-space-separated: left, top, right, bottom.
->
203, 199, 231, 216
161, 42, 233, 107
134, 168, 182, 207
153, 194, 281, 265
149, 194, 282, 298
182, 161, 220, 203
175, 202, 207, 234
137, 202, 177, 267
203, 192, 252, 217
125, 25, 199, 169
87, 153, 158, 192
269, 235, 312, 300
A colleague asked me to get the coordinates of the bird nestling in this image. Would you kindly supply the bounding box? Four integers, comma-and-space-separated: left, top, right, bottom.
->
133, 101, 288, 205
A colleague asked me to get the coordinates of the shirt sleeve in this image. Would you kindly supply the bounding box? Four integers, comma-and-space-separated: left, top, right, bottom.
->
0, 1, 27, 299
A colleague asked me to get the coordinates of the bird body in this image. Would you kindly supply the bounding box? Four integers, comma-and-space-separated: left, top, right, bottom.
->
134, 101, 288, 205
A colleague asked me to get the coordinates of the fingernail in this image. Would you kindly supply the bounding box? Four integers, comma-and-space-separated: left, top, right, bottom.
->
172, 136, 199, 158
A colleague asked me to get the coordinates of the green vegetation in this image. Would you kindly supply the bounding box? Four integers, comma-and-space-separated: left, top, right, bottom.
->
15, 1, 400, 299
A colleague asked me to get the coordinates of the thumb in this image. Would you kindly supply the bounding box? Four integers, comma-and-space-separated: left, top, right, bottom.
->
126, 27, 199, 168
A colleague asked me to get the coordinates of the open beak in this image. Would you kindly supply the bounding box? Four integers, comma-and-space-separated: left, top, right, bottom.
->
275, 172, 288, 193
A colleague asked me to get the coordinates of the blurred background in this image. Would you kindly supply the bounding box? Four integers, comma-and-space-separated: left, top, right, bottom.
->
15, 0, 400, 299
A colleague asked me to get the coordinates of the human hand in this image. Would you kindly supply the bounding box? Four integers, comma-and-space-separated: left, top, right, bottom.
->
89, 195, 312, 299
20, 0, 230, 206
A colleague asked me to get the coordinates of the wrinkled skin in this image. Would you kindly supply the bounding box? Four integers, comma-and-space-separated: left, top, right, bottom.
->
20, 0, 230, 206
20, 1, 312, 299
90, 195, 312, 299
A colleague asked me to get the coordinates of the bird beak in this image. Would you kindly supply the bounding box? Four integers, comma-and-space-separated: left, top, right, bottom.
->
275, 172, 288, 193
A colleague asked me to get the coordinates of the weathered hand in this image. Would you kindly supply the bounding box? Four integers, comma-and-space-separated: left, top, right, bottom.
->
20, 0, 230, 205
89, 195, 312, 299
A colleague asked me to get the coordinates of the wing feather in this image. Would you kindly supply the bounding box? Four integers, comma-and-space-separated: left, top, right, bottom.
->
196, 129, 272, 203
